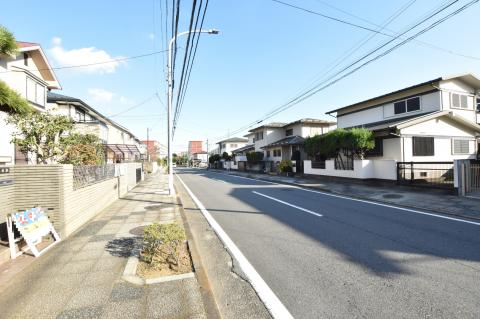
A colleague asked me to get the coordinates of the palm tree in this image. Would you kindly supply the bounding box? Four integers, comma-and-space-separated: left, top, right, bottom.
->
0, 25, 18, 55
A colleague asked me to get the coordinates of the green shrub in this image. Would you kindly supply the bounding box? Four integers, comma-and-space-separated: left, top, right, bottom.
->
304, 128, 374, 160
279, 159, 293, 173
209, 154, 220, 164
142, 223, 186, 269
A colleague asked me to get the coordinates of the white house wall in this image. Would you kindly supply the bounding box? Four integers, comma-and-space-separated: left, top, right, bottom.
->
337, 91, 441, 128
0, 111, 15, 164
400, 117, 477, 161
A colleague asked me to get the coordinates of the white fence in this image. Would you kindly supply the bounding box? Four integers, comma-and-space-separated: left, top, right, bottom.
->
304, 159, 397, 180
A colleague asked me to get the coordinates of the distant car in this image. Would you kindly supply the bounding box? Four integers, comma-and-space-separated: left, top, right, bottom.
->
172, 163, 177, 168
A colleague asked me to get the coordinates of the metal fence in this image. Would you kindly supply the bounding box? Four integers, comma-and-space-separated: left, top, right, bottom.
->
397, 161, 454, 189
73, 165, 116, 190
311, 161, 326, 169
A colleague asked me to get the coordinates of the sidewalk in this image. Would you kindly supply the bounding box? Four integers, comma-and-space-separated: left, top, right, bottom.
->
0, 172, 206, 319
211, 169, 480, 221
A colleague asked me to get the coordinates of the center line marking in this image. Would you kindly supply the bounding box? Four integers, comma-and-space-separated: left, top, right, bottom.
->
252, 191, 323, 217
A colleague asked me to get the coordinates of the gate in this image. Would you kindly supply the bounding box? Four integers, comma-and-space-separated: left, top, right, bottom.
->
459, 160, 480, 195
136, 168, 142, 183
396, 162, 454, 189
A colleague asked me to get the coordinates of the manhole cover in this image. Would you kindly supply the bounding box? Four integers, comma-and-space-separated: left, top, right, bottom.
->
382, 194, 403, 199
129, 226, 146, 236
145, 205, 163, 210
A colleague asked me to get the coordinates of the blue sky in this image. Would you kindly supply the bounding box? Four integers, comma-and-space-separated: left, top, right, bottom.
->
2, 0, 480, 152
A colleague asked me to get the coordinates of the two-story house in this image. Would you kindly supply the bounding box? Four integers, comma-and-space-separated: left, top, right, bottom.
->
326, 74, 480, 162
47, 92, 142, 163
261, 119, 336, 163
216, 137, 248, 155
0, 41, 61, 164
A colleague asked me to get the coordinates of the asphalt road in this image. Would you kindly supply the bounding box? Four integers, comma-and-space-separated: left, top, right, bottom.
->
176, 168, 480, 319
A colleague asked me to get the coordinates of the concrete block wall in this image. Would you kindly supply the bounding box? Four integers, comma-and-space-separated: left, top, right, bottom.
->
0, 168, 14, 238
11, 165, 64, 230
1, 163, 144, 240
62, 165, 120, 237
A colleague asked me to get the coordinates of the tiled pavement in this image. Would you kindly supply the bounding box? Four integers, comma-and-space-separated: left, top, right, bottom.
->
0, 172, 206, 319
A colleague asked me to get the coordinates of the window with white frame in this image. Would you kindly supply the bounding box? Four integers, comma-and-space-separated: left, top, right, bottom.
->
255, 131, 263, 141
230, 143, 237, 149
394, 96, 420, 115
26, 76, 46, 107
452, 139, 470, 154
476, 97, 480, 112
450, 93, 469, 109
273, 149, 282, 157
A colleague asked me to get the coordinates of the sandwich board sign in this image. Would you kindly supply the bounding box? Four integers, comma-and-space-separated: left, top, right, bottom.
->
6, 207, 61, 259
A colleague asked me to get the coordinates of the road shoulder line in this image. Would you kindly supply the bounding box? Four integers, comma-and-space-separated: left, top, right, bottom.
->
176, 173, 294, 319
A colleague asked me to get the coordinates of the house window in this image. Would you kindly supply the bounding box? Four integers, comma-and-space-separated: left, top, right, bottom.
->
286, 129, 293, 136
23, 53, 28, 66
412, 136, 434, 156
75, 108, 85, 122
26, 76, 46, 107
230, 144, 237, 149
255, 131, 263, 141
266, 150, 270, 157
394, 97, 420, 115
407, 97, 420, 112
451, 93, 468, 109
452, 139, 470, 154
273, 149, 282, 157
476, 97, 480, 112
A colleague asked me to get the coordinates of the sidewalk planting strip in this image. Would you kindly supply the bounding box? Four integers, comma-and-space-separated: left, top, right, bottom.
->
176, 173, 294, 319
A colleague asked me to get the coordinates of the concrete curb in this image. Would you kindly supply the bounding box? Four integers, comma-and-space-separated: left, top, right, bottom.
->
211, 169, 480, 222
122, 255, 195, 285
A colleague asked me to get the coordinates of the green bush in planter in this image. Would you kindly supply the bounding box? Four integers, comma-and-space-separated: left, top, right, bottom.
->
142, 223, 186, 269
279, 159, 293, 173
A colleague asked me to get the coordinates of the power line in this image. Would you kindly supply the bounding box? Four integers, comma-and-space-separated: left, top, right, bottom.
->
173, 0, 198, 128
108, 95, 156, 117
173, 0, 210, 132
214, 0, 476, 142
0, 48, 170, 73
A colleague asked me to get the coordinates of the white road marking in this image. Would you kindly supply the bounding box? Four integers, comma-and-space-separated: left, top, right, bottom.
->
252, 191, 323, 218
176, 173, 294, 319
207, 171, 480, 227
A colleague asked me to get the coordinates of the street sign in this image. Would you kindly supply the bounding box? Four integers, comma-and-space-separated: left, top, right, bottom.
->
6, 207, 61, 259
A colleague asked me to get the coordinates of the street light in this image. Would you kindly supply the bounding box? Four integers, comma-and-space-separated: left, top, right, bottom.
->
167, 28, 219, 195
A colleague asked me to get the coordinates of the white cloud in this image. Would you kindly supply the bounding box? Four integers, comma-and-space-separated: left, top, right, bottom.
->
119, 96, 133, 104
52, 37, 62, 46
48, 37, 125, 74
88, 88, 115, 102
148, 33, 155, 40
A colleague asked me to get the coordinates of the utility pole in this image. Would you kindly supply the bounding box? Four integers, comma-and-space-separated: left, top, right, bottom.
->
146, 127, 150, 162
206, 139, 209, 169
167, 28, 219, 195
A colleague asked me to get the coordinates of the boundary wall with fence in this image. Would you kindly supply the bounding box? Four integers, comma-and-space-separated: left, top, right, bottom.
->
0, 163, 143, 240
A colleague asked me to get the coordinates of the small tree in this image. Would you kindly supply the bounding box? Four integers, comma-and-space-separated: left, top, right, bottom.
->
209, 154, 220, 164
6, 112, 73, 164
222, 152, 232, 161
60, 133, 105, 165
246, 151, 264, 163
279, 159, 293, 173
304, 128, 374, 160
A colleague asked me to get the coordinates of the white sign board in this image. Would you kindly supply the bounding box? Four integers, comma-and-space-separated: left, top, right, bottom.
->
7, 207, 61, 259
